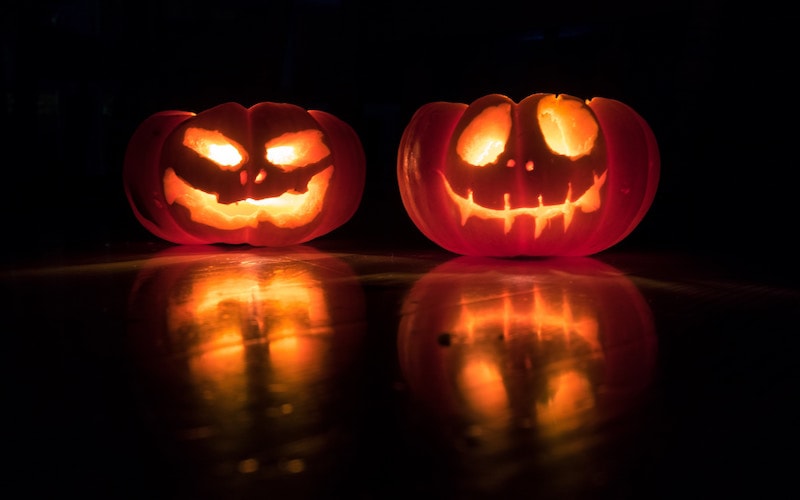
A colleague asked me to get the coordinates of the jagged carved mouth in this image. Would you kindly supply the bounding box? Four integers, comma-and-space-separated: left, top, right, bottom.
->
441, 170, 607, 238
163, 165, 333, 230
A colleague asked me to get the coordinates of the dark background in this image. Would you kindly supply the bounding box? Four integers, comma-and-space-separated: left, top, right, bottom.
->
1, 0, 795, 270
1, 3, 797, 499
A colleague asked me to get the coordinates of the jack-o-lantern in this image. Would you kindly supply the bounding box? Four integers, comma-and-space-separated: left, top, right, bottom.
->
124, 102, 366, 246
397, 93, 660, 256
398, 256, 657, 467
126, 246, 366, 489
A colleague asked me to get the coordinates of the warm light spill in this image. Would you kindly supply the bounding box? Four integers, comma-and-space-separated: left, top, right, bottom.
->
265, 129, 330, 171
535, 370, 595, 433
183, 127, 246, 169
166, 267, 334, 413
163, 165, 333, 229
449, 281, 602, 432
190, 343, 247, 413
266, 274, 331, 379
454, 282, 600, 350
457, 103, 512, 166
282, 458, 306, 473
167, 270, 332, 347
537, 95, 598, 159
459, 357, 509, 420
238, 459, 260, 473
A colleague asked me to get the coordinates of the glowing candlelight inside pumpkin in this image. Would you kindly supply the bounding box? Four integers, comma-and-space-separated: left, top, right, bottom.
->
183, 127, 246, 168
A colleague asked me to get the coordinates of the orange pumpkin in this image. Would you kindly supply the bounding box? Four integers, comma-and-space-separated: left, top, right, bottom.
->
124, 102, 366, 246
397, 93, 660, 256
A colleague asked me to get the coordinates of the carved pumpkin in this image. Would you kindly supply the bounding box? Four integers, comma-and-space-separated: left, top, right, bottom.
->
397, 93, 660, 256
126, 246, 366, 482
124, 102, 366, 246
398, 256, 657, 454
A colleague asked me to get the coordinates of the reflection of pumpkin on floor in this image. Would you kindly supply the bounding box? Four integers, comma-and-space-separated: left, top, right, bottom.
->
398, 93, 660, 257
397, 256, 657, 446
126, 246, 367, 477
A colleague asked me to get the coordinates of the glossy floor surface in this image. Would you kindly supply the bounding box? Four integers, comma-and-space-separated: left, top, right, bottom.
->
3, 241, 795, 499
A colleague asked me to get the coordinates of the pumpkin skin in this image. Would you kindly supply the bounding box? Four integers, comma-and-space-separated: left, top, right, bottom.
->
124, 102, 366, 246
397, 93, 660, 257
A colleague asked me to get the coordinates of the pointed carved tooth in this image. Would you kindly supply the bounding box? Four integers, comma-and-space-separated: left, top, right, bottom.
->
504, 217, 513, 234
503, 193, 513, 234
563, 204, 575, 231
577, 171, 606, 213
459, 189, 473, 225
534, 216, 546, 239
579, 184, 601, 213
442, 168, 608, 233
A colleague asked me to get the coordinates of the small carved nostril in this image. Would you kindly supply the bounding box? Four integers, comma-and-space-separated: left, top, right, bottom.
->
255, 169, 266, 184
506, 159, 515, 168
525, 161, 535, 172
240, 170, 247, 185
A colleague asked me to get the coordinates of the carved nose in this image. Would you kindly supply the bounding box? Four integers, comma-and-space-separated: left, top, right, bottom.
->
505, 159, 535, 171
239, 169, 268, 185
254, 169, 267, 184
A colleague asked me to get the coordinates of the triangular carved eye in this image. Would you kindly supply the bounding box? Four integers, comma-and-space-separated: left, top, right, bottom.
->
265, 129, 330, 172
536, 95, 598, 160
456, 103, 512, 167
183, 127, 247, 170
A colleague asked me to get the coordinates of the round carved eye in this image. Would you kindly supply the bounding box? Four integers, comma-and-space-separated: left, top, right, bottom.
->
536, 95, 598, 160
456, 103, 512, 167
